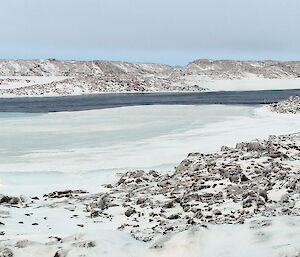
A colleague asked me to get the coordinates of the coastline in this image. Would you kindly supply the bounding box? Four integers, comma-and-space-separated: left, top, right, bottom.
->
0, 78, 300, 98
0, 102, 300, 256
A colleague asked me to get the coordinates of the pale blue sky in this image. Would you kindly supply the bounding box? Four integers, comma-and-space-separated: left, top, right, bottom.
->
1, 0, 299, 65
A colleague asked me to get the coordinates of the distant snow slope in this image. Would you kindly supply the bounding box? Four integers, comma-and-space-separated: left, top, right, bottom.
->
0, 59, 300, 97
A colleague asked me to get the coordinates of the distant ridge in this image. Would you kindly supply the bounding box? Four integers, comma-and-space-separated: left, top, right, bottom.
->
0, 59, 300, 97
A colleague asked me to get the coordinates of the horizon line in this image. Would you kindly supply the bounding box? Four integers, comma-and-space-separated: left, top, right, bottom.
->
1, 57, 300, 67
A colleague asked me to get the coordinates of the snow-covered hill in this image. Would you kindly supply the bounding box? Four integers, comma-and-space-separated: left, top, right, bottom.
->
0, 59, 300, 97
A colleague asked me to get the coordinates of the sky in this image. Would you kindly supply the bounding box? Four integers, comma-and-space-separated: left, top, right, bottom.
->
0, 0, 300, 65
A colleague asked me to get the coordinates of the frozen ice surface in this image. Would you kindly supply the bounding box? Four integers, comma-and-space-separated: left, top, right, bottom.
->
0, 104, 300, 194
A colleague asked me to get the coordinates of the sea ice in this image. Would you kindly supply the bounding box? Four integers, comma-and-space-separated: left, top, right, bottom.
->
0, 104, 300, 195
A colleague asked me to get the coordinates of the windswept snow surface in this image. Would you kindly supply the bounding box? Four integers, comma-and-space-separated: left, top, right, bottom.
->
187, 77, 300, 91
152, 216, 300, 257
1, 104, 300, 195
3, 212, 300, 257
0, 76, 69, 89
3, 207, 300, 257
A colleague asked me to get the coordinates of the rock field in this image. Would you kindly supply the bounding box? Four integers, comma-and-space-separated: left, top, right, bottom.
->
269, 96, 300, 114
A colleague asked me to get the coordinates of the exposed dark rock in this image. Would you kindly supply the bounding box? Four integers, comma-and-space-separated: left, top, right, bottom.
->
125, 208, 136, 217
0, 248, 13, 257
72, 241, 95, 248
15, 240, 29, 248
54, 249, 67, 257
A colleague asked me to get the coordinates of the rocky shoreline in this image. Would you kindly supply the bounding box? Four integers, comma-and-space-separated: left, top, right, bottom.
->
85, 132, 300, 242
269, 96, 300, 114
1, 133, 300, 255
1, 100, 300, 256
